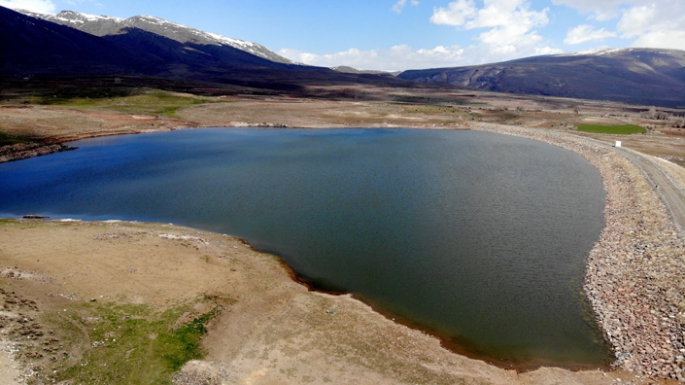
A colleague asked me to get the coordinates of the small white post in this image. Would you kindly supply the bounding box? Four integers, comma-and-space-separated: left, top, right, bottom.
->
615, 141, 622, 148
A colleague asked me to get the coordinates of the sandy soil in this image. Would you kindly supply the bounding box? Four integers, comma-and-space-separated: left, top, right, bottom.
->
0, 105, 194, 142
177, 97, 473, 129
0, 219, 656, 385
0, 339, 23, 385
657, 158, 685, 192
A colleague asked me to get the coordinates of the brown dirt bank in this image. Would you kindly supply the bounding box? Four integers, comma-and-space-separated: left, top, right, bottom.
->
474, 123, 685, 381
0, 219, 659, 385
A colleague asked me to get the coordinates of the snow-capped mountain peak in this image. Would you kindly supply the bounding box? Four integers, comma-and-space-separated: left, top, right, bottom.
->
19, 10, 293, 64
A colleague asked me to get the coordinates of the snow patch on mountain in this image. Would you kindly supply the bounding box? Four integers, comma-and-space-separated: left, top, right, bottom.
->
558, 48, 634, 57
19, 9, 293, 64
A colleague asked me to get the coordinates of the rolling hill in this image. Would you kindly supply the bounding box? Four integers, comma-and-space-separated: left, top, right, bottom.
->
398, 49, 685, 108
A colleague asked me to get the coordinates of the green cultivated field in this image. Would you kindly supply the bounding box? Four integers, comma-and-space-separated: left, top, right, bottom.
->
577, 124, 646, 135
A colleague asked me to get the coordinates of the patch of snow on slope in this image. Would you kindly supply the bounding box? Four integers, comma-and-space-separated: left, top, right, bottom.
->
53, 11, 122, 24
558, 48, 634, 57
133, 16, 286, 61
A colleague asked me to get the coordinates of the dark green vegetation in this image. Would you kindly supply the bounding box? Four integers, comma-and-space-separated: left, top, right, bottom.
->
0, 82, 223, 118
577, 124, 646, 135
49, 302, 217, 385
0, 132, 34, 146
38, 89, 221, 117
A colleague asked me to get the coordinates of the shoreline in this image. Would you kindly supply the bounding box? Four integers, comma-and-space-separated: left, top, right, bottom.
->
2, 218, 622, 385
279, 252, 613, 373
1, 124, 684, 382
0, 123, 471, 164
473, 122, 685, 380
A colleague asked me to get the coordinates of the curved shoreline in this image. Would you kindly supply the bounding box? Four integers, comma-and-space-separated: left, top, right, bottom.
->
0, 218, 631, 385
277, 248, 612, 372
473, 123, 685, 380
2, 123, 684, 382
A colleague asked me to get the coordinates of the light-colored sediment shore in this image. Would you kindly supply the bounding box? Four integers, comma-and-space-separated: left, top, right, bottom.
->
0, 123, 684, 384
1, 220, 638, 385
474, 123, 685, 381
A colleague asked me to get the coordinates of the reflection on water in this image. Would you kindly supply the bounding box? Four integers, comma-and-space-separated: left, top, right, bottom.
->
0, 128, 612, 367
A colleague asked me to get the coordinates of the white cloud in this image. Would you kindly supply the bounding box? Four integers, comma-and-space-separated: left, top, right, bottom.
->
616, 4, 656, 37
430, 0, 554, 59
279, 41, 563, 72
0, 0, 56, 13
549, 1, 685, 50
282, 0, 563, 72
616, 2, 685, 49
535, 46, 563, 56
279, 45, 466, 72
632, 30, 685, 50
431, 0, 548, 29
551, 0, 625, 21
430, 0, 478, 25
564, 25, 616, 44
393, 0, 419, 13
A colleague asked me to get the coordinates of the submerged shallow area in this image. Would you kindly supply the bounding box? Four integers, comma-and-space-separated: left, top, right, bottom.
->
0, 128, 612, 367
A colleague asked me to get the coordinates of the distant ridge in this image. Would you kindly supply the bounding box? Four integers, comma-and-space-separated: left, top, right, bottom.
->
398, 48, 685, 108
0, 5, 413, 94
332, 66, 398, 76
0, 6, 163, 76
20, 10, 294, 65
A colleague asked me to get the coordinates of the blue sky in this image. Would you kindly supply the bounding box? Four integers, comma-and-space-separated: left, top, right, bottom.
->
3, 0, 684, 71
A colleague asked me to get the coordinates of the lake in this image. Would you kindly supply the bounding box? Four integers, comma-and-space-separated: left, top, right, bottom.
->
0, 128, 612, 367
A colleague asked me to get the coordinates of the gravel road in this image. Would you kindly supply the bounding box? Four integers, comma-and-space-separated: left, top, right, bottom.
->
582, 137, 685, 240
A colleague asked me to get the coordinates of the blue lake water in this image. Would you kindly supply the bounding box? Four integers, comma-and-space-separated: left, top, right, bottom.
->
0, 128, 612, 367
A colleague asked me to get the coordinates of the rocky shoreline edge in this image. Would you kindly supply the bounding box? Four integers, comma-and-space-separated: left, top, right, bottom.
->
0, 142, 75, 163
474, 123, 685, 381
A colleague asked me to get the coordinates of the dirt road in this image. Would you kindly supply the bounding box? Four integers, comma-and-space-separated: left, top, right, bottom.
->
581, 137, 685, 240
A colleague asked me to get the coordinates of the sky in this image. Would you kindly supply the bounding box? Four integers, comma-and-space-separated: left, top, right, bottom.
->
2, 0, 684, 71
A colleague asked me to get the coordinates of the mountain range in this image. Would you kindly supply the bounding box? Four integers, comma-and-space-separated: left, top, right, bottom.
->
2, 5, 685, 107
398, 49, 685, 108
19, 10, 295, 65
0, 6, 409, 93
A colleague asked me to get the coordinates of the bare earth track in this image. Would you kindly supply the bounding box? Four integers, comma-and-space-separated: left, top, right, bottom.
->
575, 136, 685, 240
616, 148, 685, 238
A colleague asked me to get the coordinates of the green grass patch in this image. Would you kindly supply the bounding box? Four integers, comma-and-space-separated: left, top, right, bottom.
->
401, 105, 467, 115
53, 303, 217, 385
0, 132, 35, 146
35, 89, 223, 117
577, 124, 646, 135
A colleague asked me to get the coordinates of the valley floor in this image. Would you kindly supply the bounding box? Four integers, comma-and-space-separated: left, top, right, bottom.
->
1, 92, 685, 384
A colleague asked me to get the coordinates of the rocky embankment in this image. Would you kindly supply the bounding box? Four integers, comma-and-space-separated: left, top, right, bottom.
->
0, 142, 73, 163
475, 123, 685, 381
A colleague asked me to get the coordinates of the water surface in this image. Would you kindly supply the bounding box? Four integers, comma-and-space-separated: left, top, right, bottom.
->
0, 128, 611, 367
